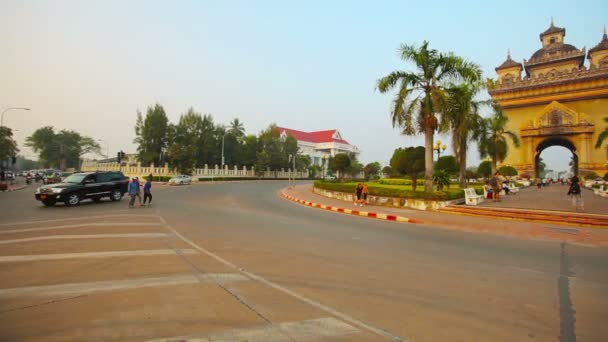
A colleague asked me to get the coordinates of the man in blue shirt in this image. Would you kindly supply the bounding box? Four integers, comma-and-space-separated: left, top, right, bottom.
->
128, 177, 138, 208
143, 174, 152, 205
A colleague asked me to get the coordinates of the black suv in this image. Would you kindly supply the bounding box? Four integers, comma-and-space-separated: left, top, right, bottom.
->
35, 171, 129, 207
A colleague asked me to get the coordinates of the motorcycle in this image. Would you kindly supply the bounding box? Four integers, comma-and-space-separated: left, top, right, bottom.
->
26, 176, 32, 185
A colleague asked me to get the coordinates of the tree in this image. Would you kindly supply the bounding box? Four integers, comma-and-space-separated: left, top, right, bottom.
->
363, 162, 381, 180
465, 167, 478, 182
444, 83, 484, 187
390, 146, 425, 191
477, 102, 521, 174
240, 135, 258, 168
167, 108, 203, 174
377, 41, 481, 192
134, 104, 169, 166
477, 160, 492, 179
25, 127, 100, 169
594, 116, 608, 149
0, 127, 19, 167
330, 153, 351, 181
498, 165, 518, 178
229, 118, 246, 139
434, 155, 458, 176
538, 158, 547, 178
382, 166, 393, 178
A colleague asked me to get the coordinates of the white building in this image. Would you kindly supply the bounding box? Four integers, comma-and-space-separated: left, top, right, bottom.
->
277, 127, 360, 166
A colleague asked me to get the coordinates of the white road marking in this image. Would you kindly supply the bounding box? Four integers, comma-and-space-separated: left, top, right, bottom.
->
0, 222, 164, 234
0, 233, 168, 245
156, 212, 407, 342
0, 214, 160, 227
147, 317, 359, 342
0, 273, 248, 298
0, 249, 198, 263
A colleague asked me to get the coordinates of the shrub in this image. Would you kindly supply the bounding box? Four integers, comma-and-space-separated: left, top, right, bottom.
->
313, 181, 472, 201
377, 178, 425, 186
197, 177, 308, 182
583, 171, 600, 180
604, 172, 608, 181
151, 176, 172, 182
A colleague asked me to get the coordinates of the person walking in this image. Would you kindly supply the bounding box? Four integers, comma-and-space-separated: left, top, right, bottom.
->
134, 177, 143, 206
128, 177, 138, 208
143, 174, 153, 205
361, 182, 369, 206
354, 183, 363, 206
567, 176, 584, 211
489, 172, 502, 202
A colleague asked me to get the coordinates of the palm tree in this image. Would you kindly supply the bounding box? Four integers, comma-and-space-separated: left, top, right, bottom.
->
594, 116, 608, 149
477, 102, 521, 174
444, 83, 484, 188
377, 41, 482, 192
229, 118, 245, 139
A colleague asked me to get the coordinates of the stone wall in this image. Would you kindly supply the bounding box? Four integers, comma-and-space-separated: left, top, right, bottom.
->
312, 187, 460, 211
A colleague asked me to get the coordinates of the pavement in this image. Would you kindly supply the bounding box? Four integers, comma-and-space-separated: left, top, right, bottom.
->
1, 181, 607, 341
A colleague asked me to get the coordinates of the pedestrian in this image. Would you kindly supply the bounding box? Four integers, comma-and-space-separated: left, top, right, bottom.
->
484, 180, 493, 199
361, 182, 369, 206
567, 176, 584, 211
128, 177, 138, 208
143, 174, 152, 205
536, 178, 542, 189
489, 172, 501, 202
134, 177, 143, 206
354, 183, 363, 206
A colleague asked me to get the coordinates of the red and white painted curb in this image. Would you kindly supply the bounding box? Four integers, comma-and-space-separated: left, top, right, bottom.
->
281, 191, 420, 224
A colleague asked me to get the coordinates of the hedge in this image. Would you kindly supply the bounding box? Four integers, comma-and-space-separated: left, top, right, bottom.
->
313, 181, 479, 201
377, 178, 425, 186
198, 177, 308, 182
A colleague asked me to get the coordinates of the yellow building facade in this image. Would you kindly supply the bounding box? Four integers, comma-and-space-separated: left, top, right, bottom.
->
489, 22, 608, 177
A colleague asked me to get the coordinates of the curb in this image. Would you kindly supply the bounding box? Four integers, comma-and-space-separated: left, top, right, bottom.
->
281, 191, 420, 224
1, 185, 27, 193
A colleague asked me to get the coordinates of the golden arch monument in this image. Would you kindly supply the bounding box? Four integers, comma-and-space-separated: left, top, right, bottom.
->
489, 22, 608, 177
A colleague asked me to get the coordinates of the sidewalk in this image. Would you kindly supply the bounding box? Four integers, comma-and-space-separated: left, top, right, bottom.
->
281, 184, 608, 246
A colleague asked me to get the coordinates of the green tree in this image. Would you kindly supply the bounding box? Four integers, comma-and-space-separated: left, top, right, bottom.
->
240, 135, 258, 168
444, 83, 484, 188
477, 160, 492, 178
594, 116, 608, 149
167, 108, 203, 174
477, 102, 521, 174
434, 155, 458, 176
377, 41, 481, 192
330, 153, 351, 181
498, 165, 518, 178
465, 167, 478, 181
229, 118, 246, 139
296, 154, 312, 171
257, 125, 285, 176
25, 127, 100, 169
382, 166, 393, 177
390, 146, 425, 191
363, 162, 382, 180
538, 158, 547, 178
433, 170, 450, 191
134, 104, 169, 166
0, 127, 19, 167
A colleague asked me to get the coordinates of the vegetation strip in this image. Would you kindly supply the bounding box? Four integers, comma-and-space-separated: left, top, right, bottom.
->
281, 191, 418, 224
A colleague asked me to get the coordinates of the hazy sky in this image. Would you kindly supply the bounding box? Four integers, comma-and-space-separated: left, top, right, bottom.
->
2, 0, 607, 172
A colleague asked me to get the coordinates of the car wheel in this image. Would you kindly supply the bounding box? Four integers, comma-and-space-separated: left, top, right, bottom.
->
64, 192, 81, 206
110, 189, 122, 201
42, 200, 56, 207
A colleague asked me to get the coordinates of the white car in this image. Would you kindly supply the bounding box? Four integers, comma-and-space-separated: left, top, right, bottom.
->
169, 175, 192, 185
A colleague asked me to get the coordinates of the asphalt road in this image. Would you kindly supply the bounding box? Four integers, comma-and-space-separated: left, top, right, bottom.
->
0, 180, 607, 341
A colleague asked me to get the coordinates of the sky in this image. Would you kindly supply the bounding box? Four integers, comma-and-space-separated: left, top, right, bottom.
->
2, 0, 607, 173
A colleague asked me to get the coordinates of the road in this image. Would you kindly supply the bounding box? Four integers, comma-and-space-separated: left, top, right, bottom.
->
0, 180, 607, 341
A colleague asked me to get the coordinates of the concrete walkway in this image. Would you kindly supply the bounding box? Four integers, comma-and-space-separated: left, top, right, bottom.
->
478, 183, 606, 214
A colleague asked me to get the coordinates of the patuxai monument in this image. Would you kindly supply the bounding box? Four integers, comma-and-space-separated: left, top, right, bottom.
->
489, 21, 608, 177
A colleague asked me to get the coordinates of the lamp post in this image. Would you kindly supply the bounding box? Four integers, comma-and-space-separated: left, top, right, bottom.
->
321, 155, 328, 179
433, 139, 447, 161
1, 107, 30, 128
98, 139, 110, 159
221, 132, 231, 168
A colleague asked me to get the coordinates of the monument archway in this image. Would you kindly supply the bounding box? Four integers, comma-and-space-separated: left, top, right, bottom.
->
534, 137, 578, 178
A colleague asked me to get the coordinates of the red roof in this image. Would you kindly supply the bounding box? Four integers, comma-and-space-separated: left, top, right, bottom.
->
277, 127, 351, 145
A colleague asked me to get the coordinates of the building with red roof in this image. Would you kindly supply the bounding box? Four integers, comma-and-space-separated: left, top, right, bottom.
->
277, 127, 360, 166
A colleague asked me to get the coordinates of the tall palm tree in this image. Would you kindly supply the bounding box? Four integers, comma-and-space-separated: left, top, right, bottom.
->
477, 102, 521, 174
594, 116, 608, 149
444, 83, 484, 188
229, 118, 245, 139
377, 41, 482, 192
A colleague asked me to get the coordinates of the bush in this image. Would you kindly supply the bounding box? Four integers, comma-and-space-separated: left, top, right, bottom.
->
604, 172, 608, 181
198, 177, 308, 182
377, 178, 425, 186
583, 171, 600, 180
313, 181, 472, 201
151, 176, 172, 182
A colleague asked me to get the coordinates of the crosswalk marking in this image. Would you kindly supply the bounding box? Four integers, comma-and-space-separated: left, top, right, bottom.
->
0, 273, 248, 298
0, 222, 164, 234
0, 233, 168, 245
0, 249, 198, 262
147, 317, 359, 342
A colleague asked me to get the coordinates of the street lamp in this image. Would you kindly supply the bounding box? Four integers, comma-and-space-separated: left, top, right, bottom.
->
221, 132, 231, 168
98, 139, 110, 159
434, 139, 447, 160
1, 107, 30, 127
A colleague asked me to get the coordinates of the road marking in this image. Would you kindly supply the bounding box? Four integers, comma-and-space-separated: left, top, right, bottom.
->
147, 317, 359, 342
0, 249, 198, 263
0, 222, 164, 234
0, 273, 248, 298
156, 212, 407, 342
0, 214, 160, 227
0, 233, 168, 245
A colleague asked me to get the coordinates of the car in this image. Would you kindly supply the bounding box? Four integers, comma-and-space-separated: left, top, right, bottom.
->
169, 175, 192, 185
34, 171, 129, 207
594, 177, 606, 185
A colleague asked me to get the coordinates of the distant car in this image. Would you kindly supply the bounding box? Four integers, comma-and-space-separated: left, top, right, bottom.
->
169, 175, 192, 185
594, 177, 606, 185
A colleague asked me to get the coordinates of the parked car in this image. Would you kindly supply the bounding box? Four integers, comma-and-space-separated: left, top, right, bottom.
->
169, 175, 192, 185
34, 171, 129, 207
594, 177, 606, 185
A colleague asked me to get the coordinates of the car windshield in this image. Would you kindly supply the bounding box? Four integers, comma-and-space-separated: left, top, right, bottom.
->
62, 174, 87, 183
